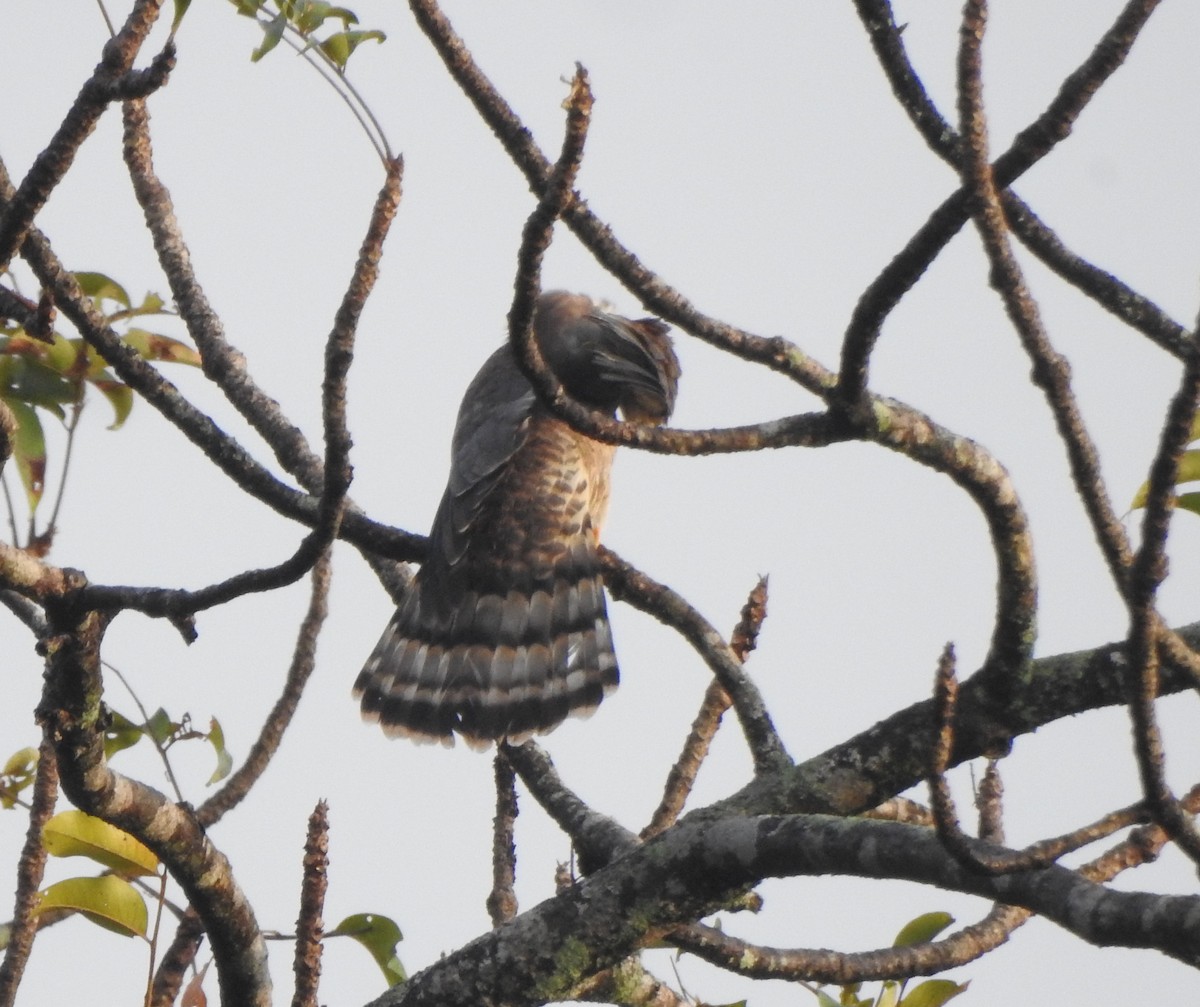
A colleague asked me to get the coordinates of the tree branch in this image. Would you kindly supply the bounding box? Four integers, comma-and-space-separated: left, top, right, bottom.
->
36, 608, 271, 1005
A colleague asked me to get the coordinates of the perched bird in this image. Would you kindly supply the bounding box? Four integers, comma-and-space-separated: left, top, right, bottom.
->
354, 291, 680, 749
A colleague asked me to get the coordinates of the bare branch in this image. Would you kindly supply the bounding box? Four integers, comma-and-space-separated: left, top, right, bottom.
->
36, 609, 270, 1005
0, 3, 172, 270
369, 813, 1200, 1006
0, 741, 57, 1007
292, 800, 329, 1007
488, 750, 519, 927
503, 741, 637, 874
0, 154, 422, 570
670, 904, 1028, 985
858, 397, 1036, 696
407, 0, 836, 400
1123, 324, 1200, 858
69, 159, 405, 622
642, 575, 768, 839
196, 548, 333, 828
148, 907, 204, 1007
674, 782, 1200, 987
838, 0, 1165, 401
600, 549, 790, 774
120, 97, 325, 491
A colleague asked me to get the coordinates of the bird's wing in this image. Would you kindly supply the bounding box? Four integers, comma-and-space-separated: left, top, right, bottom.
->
436, 345, 537, 568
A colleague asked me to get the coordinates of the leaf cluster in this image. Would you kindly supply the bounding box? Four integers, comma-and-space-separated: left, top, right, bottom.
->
0, 269, 197, 516
233, 0, 386, 70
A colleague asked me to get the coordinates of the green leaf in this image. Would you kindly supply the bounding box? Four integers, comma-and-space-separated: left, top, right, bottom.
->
813, 993, 841, 1007
892, 911, 955, 948
1131, 448, 1200, 509
1, 330, 80, 376
1, 746, 39, 809
171, 0, 192, 31
318, 28, 385, 69
35, 875, 148, 938
88, 376, 134, 430
251, 13, 287, 61
73, 271, 131, 309
131, 291, 167, 317
43, 809, 160, 876
876, 980, 901, 1007
3, 357, 76, 411
4, 398, 47, 511
40, 332, 84, 375
1175, 491, 1200, 518
144, 708, 178, 746
3, 746, 38, 777
294, 1, 358, 34
897, 979, 969, 1007
206, 717, 234, 785
104, 710, 146, 760
122, 329, 202, 367
329, 913, 405, 986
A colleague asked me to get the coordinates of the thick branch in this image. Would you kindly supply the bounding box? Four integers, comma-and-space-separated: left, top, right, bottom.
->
36, 609, 270, 1005
370, 813, 1200, 1006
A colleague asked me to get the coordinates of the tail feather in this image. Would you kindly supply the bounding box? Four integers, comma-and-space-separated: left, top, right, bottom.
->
353, 564, 618, 748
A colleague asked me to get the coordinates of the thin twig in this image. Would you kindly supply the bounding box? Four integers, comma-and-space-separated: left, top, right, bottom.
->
642, 576, 768, 839
0, 3, 173, 270
148, 908, 204, 1007
0, 740, 58, 1007
197, 548, 333, 827
488, 748, 519, 927
292, 800, 329, 1007
503, 741, 637, 874
1122, 319, 1200, 859
600, 549, 790, 774
838, 0, 1165, 401
106, 660, 187, 804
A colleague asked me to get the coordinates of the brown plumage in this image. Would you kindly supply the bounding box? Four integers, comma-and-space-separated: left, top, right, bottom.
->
354, 291, 680, 749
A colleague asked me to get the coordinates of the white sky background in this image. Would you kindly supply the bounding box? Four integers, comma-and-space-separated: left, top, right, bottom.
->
3, 2, 1200, 1004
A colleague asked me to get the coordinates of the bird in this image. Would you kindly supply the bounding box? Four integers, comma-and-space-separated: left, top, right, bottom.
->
354, 291, 680, 750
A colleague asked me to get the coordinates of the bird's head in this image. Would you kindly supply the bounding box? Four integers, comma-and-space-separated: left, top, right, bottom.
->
533, 291, 680, 424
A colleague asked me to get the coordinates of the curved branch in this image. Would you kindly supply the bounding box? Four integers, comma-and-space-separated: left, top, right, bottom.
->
0, 155, 422, 569
643, 575, 767, 839
0, 741, 58, 1007
858, 397, 1036, 695
371, 813, 1200, 1006
36, 609, 270, 1005
503, 741, 637, 873
121, 96, 326, 492
600, 548, 790, 774
1124, 327, 1200, 857
407, 0, 836, 399
0, 3, 171, 270
669, 903, 1028, 985
838, 0, 1165, 401
195, 548, 333, 827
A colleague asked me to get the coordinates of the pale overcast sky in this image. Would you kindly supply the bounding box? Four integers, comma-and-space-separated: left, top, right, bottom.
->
3, 3, 1199, 1004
